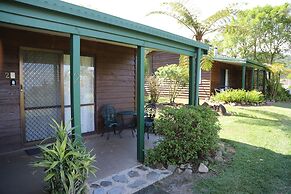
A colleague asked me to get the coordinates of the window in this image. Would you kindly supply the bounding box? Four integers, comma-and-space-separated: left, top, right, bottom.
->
63, 55, 95, 133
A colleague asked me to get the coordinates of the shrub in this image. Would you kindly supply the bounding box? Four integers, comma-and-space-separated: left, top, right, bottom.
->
266, 63, 288, 101
212, 89, 264, 104
145, 106, 220, 166
156, 64, 188, 103
271, 84, 291, 102
33, 120, 96, 194
146, 75, 160, 104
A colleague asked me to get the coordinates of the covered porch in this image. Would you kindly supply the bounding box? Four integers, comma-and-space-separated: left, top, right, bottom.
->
0, 0, 208, 161
211, 56, 268, 94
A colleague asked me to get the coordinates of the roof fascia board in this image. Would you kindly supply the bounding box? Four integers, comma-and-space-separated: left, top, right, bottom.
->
0, 9, 194, 56
9, 0, 209, 51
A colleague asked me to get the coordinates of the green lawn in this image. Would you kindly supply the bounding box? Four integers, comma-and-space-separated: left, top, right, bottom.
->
195, 102, 291, 193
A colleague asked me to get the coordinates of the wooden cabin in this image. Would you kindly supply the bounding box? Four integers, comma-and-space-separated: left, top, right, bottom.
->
146, 51, 268, 100
0, 0, 208, 159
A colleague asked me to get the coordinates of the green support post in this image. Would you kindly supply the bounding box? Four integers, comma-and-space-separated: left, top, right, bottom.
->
194, 48, 202, 106
70, 34, 81, 142
189, 56, 195, 105
242, 65, 246, 90
251, 68, 255, 90
137, 46, 145, 163
256, 69, 260, 90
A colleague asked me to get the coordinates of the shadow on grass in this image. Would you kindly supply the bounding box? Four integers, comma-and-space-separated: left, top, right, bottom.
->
195, 139, 291, 194
229, 108, 291, 132
272, 102, 291, 109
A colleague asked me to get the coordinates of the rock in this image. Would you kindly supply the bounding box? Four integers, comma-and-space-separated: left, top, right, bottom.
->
92, 187, 106, 194
177, 168, 184, 174
107, 186, 126, 194
216, 150, 223, 157
214, 150, 224, 162
218, 104, 227, 115
146, 171, 160, 180
218, 142, 225, 151
179, 164, 186, 169
202, 102, 210, 107
161, 171, 170, 174
226, 146, 236, 154
183, 168, 193, 175
215, 155, 223, 162
136, 165, 148, 171
100, 181, 112, 187
127, 179, 147, 189
127, 170, 140, 178
155, 163, 165, 169
112, 174, 129, 183
167, 165, 177, 173
91, 183, 101, 188
185, 163, 192, 169
198, 163, 209, 173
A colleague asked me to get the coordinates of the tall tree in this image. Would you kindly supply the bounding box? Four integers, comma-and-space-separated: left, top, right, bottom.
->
148, 2, 238, 42
216, 3, 291, 65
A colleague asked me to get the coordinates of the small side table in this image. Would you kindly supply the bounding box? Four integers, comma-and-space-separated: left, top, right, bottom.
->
117, 111, 137, 137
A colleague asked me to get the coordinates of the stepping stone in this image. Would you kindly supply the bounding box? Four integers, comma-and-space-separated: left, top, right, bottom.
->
100, 180, 112, 187
92, 187, 106, 194
107, 186, 125, 194
136, 165, 148, 171
128, 179, 147, 189
161, 171, 170, 175
91, 183, 101, 188
112, 174, 129, 183
146, 171, 160, 180
128, 170, 140, 178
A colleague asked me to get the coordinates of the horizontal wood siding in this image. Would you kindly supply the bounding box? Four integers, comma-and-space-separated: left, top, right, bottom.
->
0, 33, 21, 152
147, 51, 179, 72
0, 26, 135, 153
146, 51, 211, 100
96, 44, 135, 129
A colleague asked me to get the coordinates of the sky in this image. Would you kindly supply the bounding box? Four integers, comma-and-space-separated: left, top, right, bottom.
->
63, 0, 289, 40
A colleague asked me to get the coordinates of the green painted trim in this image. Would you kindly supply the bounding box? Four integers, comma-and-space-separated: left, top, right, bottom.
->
0, 11, 197, 56
137, 46, 145, 163
0, 1, 209, 55
70, 34, 81, 142
242, 65, 246, 89
214, 56, 267, 69
194, 48, 202, 106
13, 0, 209, 50
189, 56, 195, 105
251, 68, 255, 89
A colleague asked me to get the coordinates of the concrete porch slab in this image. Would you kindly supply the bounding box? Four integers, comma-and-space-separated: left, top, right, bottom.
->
0, 130, 161, 194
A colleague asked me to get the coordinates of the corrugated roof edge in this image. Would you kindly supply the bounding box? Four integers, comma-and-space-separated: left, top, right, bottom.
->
214, 55, 267, 69
16, 0, 209, 50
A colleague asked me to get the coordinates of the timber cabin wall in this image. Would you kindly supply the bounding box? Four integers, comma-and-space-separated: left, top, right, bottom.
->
0, 26, 135, 153
146, 51, 211, 100
210, 61, 253, 93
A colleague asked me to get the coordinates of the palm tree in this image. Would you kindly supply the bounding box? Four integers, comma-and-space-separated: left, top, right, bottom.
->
148, 2, 238, 42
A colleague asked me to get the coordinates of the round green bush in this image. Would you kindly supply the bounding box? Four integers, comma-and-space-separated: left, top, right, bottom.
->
145, 106, 220, 166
